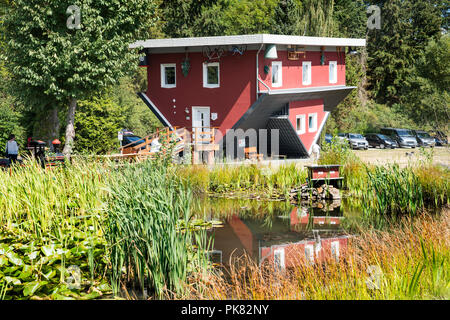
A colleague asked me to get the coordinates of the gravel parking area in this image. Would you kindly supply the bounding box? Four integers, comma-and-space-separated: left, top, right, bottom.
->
353, 146, 450, 168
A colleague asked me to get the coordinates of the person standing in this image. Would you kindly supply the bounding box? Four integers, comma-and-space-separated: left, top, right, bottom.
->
311, 142, 321, 164
5, 134, 19, 164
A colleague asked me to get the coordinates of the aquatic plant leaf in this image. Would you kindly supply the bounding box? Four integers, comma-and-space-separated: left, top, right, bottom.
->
80, 290, 101, 300
96, 283, 112, 292
18, 265, 34, 280
0, 255, 8, 266
0, 243, 11, 255
27, 251, 39, 261
4, 276, 21, 285
41, 245, 56, 257
51, 293, 76, 300
5, 251, 24, 266
23, 281, 47, 296
43, 270, 57, 280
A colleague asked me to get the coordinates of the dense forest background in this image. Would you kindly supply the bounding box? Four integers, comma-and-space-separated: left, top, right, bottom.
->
0, 0, 449, 155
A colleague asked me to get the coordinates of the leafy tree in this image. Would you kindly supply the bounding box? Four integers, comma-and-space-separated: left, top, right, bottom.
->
74, 96, 126, 154
366, 0, 444, 105
220, 0, 278, 35
270, 0, 303, 35
160, 0, 219, 37
111, 75, 162, 138
298, 0, 337, 37
333, 0, 366, 38
2, 0, 159, 155
404, 35, 450, 128
0, 97, 25, 156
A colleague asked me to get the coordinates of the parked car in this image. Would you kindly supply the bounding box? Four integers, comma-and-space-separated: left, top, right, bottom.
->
324, 133, 332, 144
413, 130, 436, 147
364, 133, 398, 149
380, 128, 418, 148
338, 133, 369, 150
429, 130, 448, 146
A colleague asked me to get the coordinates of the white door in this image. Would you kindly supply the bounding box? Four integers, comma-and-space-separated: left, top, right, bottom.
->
192, 107, 210, 144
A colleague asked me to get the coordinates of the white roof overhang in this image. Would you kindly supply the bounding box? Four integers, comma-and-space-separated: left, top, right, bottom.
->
130, 34, 366, 51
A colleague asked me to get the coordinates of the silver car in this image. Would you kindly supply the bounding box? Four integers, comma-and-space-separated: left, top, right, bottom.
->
339, 133, 369, 150
413, 130, 436, 147
381, 128, 418, 148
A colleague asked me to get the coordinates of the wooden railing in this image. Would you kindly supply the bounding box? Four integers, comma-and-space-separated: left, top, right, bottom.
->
191, 127, 218, 145
119, 127, 218, 156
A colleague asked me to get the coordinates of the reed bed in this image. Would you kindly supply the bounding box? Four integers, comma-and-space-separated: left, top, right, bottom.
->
183, 210, 450, 300
105, 161, 211, 298
176, 164, 308, 198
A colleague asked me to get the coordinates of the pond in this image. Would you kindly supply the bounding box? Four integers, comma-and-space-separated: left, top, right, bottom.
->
193, 197, 361, 269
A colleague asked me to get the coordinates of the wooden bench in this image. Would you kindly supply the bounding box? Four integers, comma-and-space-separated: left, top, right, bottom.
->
244, 147, 264, 161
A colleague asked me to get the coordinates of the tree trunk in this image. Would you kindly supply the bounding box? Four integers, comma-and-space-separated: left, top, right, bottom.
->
63, 97, 77, 156
32, 105, 60, 146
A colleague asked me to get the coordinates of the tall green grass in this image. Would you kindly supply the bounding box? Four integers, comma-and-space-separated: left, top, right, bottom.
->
177, 164, 307, 198
0, 159, 211, 299
0, 160, 111, 299
105, 161, 210, 298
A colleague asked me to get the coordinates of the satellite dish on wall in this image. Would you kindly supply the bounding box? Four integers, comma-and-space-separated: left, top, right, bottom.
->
264, 44, 278, 59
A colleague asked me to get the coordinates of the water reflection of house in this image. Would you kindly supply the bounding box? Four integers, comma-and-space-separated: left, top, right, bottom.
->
211, 206, 348, 268
290, 207, 342, 231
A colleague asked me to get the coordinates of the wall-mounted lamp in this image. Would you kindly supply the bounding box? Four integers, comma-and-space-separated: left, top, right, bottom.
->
138, 48, 149, 67
320, 46, 325, 65
264, 44, 278, 59
347, 47, 358, 55
185, 108, 189, 114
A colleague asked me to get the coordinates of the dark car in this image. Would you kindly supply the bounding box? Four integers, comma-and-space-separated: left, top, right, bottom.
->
413, 130, 436, 147
364, 133, 398, 149
429, 130, 448, 146
120, 129, 146, 150
324, 133, 332, 144
380, 128, 418, 148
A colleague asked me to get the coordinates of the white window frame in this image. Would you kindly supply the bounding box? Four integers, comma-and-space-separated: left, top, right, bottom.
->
271, 61, 282, 87
331, 241, 340, 262
296, 114, 306, 135
302, 61, 312, 85
203, 62, 220, 88
329, 61, 337, 84
160, 63, 176, 88
305, 244, 315, 264
308, 113, 317, 133
273, 248, 285, 271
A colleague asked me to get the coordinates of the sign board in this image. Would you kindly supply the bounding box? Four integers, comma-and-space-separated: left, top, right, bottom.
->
211, 113, 218, 120
118, 132, 123, 141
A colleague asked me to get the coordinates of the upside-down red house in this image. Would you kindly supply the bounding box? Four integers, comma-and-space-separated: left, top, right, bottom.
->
130, 34, 366, 158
